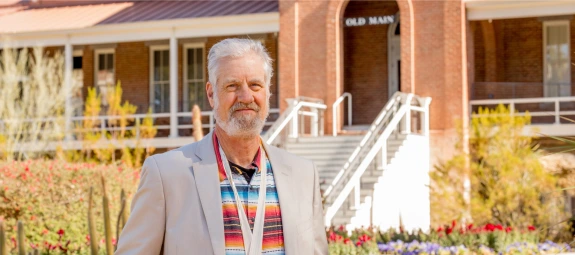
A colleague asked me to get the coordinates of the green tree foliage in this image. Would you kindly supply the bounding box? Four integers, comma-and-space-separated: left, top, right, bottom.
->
431, 105, 564, 238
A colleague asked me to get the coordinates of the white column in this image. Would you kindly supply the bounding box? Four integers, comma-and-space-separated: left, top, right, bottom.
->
64, 41, 73, 141
169, 30, 178, 138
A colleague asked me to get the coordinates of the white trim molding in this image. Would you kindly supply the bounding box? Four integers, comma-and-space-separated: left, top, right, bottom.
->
466, 0, 575, 21
1, 12, 279, 49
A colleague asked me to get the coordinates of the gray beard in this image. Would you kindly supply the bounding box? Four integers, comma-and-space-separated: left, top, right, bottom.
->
213, 103, 268, 139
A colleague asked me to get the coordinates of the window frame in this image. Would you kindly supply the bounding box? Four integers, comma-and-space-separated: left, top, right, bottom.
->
543, 20, 571, 97
182, 42, 206, 112
149, 45, 171, 113
94, 48, 115, 107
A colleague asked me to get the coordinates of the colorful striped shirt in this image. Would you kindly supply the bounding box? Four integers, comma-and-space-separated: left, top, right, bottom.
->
213, 135, 286, 255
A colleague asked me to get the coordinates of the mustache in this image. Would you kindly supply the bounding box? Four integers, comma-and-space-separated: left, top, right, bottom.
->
229, 102, 260, 113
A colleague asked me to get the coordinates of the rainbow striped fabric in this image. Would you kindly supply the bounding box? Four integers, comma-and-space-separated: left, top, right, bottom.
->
214, 136, 286, 255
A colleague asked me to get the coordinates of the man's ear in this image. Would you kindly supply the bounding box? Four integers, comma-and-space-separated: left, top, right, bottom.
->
206, 82, 215, 108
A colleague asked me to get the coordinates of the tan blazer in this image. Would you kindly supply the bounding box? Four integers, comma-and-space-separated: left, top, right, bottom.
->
115, 132, 328, 255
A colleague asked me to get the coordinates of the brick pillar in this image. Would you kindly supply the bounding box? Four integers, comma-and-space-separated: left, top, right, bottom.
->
278, 0, 298, 112
409, 0, 469, 166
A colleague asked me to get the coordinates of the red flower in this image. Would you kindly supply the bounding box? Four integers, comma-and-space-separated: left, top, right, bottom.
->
446, 227, 453, 235
528, 225, 536, 231
359, 234, 371, 242
356, 241, 362, 247
57, 229, 65, 236
495, 224, 504, 231
344, 238, 351, 244
484, 223, 495, 232
451, 220, 457, 228
437, 226, 444, 232
467, 223, 474, 230
505, 227, 513, 233
338, 225, 345, 232
329, 231, 337, 241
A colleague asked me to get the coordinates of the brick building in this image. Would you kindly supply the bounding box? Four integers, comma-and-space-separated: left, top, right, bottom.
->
2, 0, 575, 230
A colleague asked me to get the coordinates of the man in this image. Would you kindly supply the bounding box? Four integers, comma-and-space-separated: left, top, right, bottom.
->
115, 38, 328, 255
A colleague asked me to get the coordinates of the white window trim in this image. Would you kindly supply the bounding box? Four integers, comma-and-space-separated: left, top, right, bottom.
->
543, 20, 571, 97
94, 48, 115, 87
182, 42, 206, 112
149, 45, 170, 113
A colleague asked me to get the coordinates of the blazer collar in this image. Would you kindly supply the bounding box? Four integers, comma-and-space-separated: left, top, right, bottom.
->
192, 131, 225, 255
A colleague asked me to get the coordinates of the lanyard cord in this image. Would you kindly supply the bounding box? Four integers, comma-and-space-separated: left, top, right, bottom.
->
217, 142, 267, 255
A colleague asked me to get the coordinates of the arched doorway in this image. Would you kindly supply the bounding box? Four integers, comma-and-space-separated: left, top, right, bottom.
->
343, 1, 400, 126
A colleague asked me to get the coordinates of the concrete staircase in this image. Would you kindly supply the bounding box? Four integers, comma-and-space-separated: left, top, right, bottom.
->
284, 133, 409, 226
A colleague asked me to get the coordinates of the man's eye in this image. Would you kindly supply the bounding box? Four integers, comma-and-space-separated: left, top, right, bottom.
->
251, 84, 262, 89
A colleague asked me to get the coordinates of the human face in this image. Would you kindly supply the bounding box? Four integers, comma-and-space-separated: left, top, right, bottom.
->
206, 53, 269, 138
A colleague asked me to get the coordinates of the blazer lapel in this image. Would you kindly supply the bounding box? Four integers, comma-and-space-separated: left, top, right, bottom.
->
263, 143, 298, 254
192, 132, 226, 255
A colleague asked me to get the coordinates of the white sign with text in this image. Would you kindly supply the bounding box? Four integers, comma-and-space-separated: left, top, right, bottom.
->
345, 15, 395, 27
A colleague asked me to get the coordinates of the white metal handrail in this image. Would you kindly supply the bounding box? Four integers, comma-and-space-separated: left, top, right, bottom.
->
323, 92, 431, 226
262, 97, 327, 144
332, 92, 352, 136
470, 96, 575, 124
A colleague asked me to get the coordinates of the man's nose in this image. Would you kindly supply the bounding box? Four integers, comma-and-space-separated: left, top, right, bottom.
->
236, 83, 254, 104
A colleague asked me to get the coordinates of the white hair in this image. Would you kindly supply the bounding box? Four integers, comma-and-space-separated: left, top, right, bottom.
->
207, 38, 273, 90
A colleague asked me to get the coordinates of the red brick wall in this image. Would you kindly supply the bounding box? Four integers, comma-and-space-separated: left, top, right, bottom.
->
116, 42, 150, 113
343, 1, 399, 125
472, 17, 575, 99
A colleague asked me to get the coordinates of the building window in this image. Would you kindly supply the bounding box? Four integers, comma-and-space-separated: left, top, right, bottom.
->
544, 20, 571, 97
150, 46, 170, 113
94, 49, 115, 106
183, 44, 206, 112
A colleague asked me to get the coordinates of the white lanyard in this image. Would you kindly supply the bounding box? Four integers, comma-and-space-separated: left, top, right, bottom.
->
218, 144, 267, 255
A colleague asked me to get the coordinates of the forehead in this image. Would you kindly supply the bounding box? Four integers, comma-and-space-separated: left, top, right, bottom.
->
216, 54, 266, 83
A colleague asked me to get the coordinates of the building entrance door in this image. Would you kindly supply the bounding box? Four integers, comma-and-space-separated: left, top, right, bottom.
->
388, 15, 401, 99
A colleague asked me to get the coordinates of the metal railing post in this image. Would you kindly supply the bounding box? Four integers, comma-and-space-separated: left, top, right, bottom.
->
319, 109, 325, 136
332, 93, 353, 136
311, 108, 318, 136
555, 100, 560, 124
100, 118, 106, 139
404, 106, 411, 134
291, 109, 299, 138
135, 116, 141, 139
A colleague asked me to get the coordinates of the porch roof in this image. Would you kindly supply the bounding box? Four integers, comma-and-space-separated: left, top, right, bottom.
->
0, 1, 280, 48
465, 0, 575, 20
0, 0, 279, 34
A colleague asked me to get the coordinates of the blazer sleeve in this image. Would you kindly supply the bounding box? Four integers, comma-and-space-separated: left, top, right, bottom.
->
312, 163, 329, 255
116, 156, 166, 255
